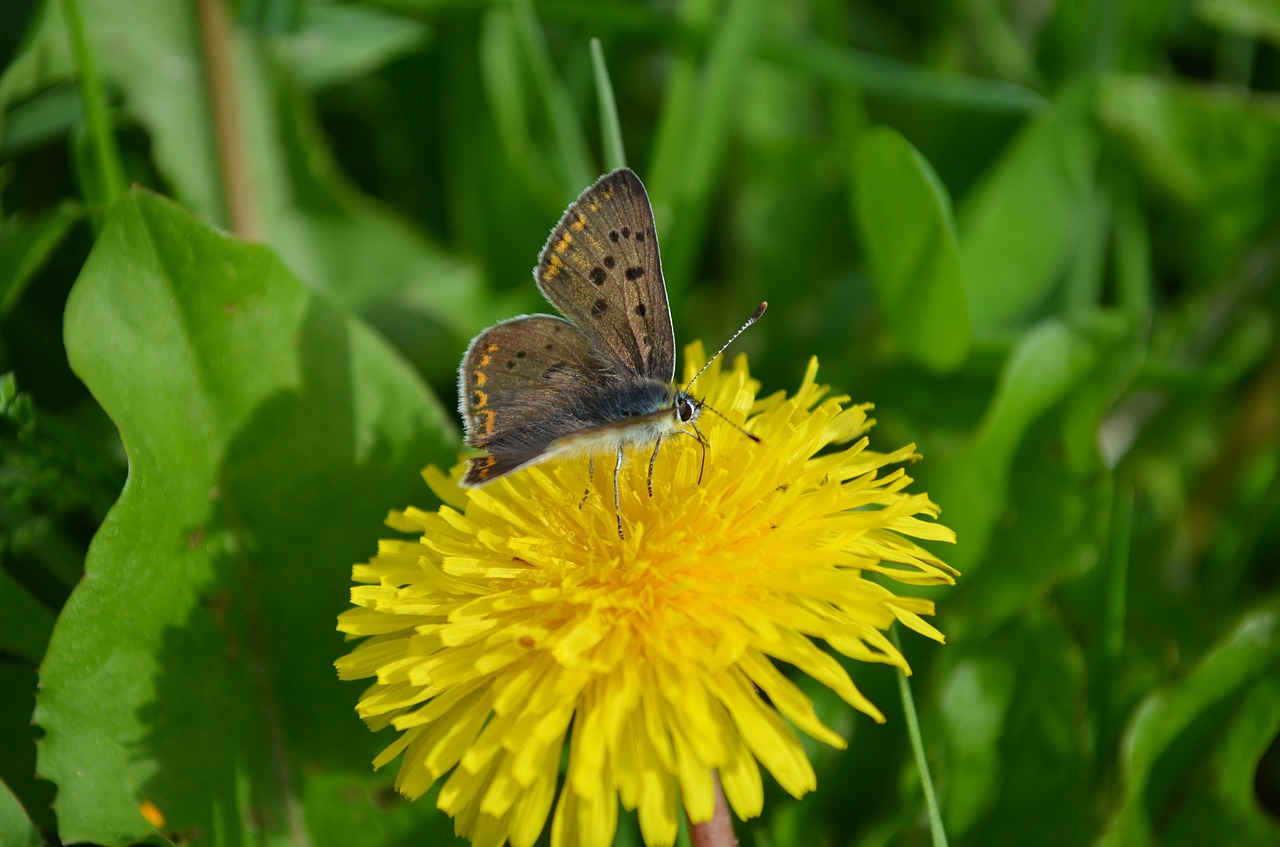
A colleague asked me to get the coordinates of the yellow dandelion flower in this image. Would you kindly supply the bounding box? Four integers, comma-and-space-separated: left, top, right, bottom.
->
336, 344, 957, 847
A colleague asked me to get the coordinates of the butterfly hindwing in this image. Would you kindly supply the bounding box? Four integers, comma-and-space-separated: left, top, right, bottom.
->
458, 315, 620, 485
534, 168, 675, 383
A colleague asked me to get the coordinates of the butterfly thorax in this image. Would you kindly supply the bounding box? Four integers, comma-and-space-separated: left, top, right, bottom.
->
553, 379, 696, 450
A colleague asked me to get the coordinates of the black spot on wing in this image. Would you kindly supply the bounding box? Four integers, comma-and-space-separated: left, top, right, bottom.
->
589, 266, 607, 286
625, 266, 645, 280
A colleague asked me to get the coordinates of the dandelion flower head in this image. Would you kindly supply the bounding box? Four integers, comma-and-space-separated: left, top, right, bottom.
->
336, 344, 957, 847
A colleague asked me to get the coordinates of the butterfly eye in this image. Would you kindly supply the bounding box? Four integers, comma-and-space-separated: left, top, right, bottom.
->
677, 397, 696, 423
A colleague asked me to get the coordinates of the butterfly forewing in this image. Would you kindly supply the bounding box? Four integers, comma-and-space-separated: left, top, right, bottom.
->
535, 169, 675, 383
459, 315, 620, 484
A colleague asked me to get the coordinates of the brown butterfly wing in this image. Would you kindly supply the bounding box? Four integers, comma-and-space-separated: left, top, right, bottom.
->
534, 168, 675, 383
457, 315, 621, 485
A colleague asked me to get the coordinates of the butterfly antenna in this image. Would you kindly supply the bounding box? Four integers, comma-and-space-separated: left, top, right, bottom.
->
678, 302, 767, 448
682, 301, 767, 393
699, 402, 761, 444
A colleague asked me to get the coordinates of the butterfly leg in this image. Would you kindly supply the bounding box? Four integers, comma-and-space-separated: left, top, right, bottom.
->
669, 428, 706, 485
580, 456, 594, 508
614, 444, 625, 539
646, 437, 663, 498
689, 421, 708, 485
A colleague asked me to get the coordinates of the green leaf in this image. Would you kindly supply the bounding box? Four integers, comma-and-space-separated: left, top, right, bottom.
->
1096, 76, 1280, 274
0, 84, 81, 158
0, 570, 53, 664
853, 127, 971, 373
0, 201, 81, 317
282, 4, 428, 90
38, 190, 460, 845
936, 652, 1014, 837
935, 613, 1094, 845
957, 84, 1100, 336
648, 0, 769, 293
0, 661, 52, 837
758, 36, 1047, 114
0, 0, 223, 219
1197, 0, 1280, 46
0, 0, 483, 341
1101, 606, 1280, 847
0, 780, 42, 847
479, 6, 556, 204
926, 319, 1097, 572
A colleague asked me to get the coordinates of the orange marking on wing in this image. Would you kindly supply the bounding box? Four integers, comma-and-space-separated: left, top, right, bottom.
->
555, 231, 573, 254
471, 454, 497, 480
481, 409, 496, 435
570, 212, 586, 231
589, 199, 600, 212
542, 252, 564, 281
475, 371, 487, 387
474, 389, 488, 408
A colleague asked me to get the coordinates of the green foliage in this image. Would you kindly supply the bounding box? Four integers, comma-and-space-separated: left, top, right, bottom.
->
1, 0, 1277, 845
853, 127, 970, 372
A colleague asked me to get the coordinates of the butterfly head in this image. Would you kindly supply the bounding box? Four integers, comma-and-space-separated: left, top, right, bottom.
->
674, 391, 700, 425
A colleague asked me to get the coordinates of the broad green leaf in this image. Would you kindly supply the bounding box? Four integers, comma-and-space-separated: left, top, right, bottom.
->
39, 190, 460, 846
1197, 0, 1280, 45
853, 127, 970, 373
0, 780, 42, 847
1101, 606, 1280, 847
957, 83, 1099, 336
283, 4, 428, 90
0, 202, 81, 317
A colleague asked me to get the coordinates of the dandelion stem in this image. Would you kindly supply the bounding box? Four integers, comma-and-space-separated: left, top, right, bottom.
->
891, 626, 949, 847
688, 771, 738, 847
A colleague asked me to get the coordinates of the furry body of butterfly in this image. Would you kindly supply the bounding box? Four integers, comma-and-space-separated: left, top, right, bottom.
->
458, 322, 698, 481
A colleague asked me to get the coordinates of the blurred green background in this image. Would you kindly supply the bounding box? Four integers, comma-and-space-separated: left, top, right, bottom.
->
1, 0, 1278, 845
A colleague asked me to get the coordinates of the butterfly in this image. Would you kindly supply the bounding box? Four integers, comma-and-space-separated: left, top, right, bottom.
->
457, 168, 764, 538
